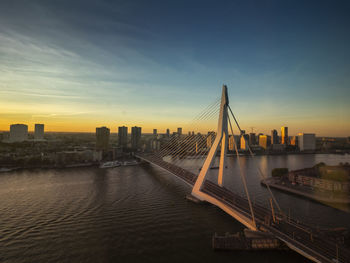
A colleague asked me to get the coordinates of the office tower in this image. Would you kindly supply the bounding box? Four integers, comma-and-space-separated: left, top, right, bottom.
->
118, 126, 128, 148
240, 134, 250, 150
290, 136, 298, 146
34, 124, 44, 140
131, 126, 142, 150
228, 135, 234, 151
259, 135, 271, 149
10, 124, 28, 142
153, 129, 157, 136
281, 126, 288, 145
228, 135, 241, 151
96, 126, 110, 151
271, 129, 279, 144
206, 131, 216, 148
234, 135, 241, 149
249, 133, 256, 145
177, 127, 182, 136
298, 133, 316, 151
166, 129, 170, 137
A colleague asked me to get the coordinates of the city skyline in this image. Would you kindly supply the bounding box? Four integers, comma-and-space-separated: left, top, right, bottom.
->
0, 122, 344, 138
0, 0, 349, 136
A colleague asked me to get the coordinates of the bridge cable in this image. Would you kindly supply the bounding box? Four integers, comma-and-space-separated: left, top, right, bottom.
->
228, 105, 283, 214
155, 99, 220, 158
156, 103, 220, 161
227, 113, 257, 228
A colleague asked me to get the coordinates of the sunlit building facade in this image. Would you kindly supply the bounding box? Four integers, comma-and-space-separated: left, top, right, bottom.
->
206, 131, 216, 148
240, 134, 250, 150
281, 126, 288, 145
259, 135, 271, 149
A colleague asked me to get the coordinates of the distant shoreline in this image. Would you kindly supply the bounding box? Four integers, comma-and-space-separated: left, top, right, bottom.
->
0, 163, 98, 173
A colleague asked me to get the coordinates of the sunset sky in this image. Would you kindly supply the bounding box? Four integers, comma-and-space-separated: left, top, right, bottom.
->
0, 0, 349, 136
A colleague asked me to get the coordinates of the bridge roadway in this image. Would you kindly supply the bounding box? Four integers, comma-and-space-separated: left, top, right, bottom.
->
136, 153, 350, 263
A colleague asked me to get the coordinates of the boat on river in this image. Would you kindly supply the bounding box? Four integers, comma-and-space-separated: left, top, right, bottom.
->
99, 161, 121, 169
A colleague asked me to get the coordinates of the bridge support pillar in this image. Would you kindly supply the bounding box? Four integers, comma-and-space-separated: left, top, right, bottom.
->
192, 85, 229, 198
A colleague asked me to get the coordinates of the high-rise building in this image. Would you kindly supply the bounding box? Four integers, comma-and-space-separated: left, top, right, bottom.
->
228, 135, 234, 151
118, 126, 128, 148
131, 126, 142, 150
228, 135, 241, 151
34, 124, 44, 140
234, 135, 241, 149
177, 127, 182, 136
290, 136, 298, 146
206, 131, 216, 148
10, 124, 28, 142
240, 134, 250, 150
153, 129, 157, 136
281, 126, 288, 145
259, 135, 271, 149
96, 126, 110, 151
271, 129, 279, 144
166, 129, 170, 137
298, 133, 316, 151
249, 133, 256, 145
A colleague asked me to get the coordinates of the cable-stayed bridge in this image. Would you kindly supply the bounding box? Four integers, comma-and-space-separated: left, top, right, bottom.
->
136, 85, 350, 263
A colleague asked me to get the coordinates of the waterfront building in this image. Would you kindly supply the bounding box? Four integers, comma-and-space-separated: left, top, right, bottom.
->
166, 129, 170, 137
177, 127, 182, 136
206, 131, 216, 148
281, 126, 288, 145
289, 166, 349, 192
259, 135, 271, 149
249, 133, 256, 145
298, 133, 316, 151
290, 136, 298, 146
270, 144, 285, 152
271, 129, 279, 144
118, 126, 128, 148
234, 135, 241, 149
34, 124, 44, 140
240, 134, 250, 150
10, 124, 28, 142
228, 135, 234, 151
153, 129, 157, 136
96, 127, 110, 151
131, 126, 142, 150
229, 135, 241, 151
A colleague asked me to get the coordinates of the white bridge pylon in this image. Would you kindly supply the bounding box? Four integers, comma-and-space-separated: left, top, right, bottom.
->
191, 85, 257, 230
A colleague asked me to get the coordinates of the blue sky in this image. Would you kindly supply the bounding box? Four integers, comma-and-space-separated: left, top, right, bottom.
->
0, 0, 349, 135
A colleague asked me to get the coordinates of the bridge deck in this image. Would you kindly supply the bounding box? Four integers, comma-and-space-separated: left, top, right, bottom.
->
136, 153, 350, 263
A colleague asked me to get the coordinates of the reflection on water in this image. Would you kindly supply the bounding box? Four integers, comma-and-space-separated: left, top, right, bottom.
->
0, 154, 348, 263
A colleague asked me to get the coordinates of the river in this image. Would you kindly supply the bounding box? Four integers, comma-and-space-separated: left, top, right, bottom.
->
0, 154, 349, 263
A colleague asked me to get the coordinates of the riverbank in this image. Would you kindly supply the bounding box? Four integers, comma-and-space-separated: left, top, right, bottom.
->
0, 162, 98, 173
261, 177, 350, 204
